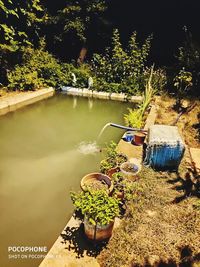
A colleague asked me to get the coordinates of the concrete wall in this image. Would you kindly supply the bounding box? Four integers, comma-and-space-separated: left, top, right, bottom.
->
0, 88, 55, 116
62, 87, 143, 103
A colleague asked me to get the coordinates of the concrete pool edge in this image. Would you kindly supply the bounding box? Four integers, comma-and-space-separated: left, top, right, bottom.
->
0, 87, 55, 116
61, 87, 143, 103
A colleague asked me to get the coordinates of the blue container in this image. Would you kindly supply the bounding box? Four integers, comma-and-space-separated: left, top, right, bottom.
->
123, 131, 134, 142
144, 125, 185, 170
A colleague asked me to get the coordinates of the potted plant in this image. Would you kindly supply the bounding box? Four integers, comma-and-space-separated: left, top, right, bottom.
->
132, 131, 147, 146
120, 161, 141, 180
112, 172, 142, 203
100, 141, 128, 177
70, 190, 120, 241
80, 172, 114, 195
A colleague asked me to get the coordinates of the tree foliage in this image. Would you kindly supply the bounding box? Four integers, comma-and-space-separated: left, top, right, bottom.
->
49, 0, 107, 45
91, 29, 152, 94
7, 39, 71, 90
0, 0, 45, 52
175, 26, 200, 96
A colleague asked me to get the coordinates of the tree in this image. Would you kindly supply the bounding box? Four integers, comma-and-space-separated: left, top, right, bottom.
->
0, 0, 45, 52
0, 0, 45, 84
48, 0, 108, 61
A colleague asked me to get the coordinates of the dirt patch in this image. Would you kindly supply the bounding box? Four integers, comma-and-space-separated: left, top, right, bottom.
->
155, 96, 200, 148
97, 162, 200, 267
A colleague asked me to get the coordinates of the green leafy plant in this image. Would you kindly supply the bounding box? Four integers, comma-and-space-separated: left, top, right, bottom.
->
71, 63, 91, 88
100, 141, 127, 173
174, 26, 200, 96
143, 67, 167, 94
112, 172, 143, 203
71, 190, 120, 226
140, 65, 155, 114
7, 40, 72, 90
91, 29, 152, 95
52, 0, 107, 44
105, 141, 118, 159
174, 68, 193, 93
124, 65, 155, 128
124, 108, 143, 128
0, 0, 46, 85
100, 159, 115, 174
174, 68, 193, 106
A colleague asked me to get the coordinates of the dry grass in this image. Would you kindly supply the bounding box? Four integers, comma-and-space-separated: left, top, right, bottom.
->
97, 164, 200, 267
155, 96, 200, 148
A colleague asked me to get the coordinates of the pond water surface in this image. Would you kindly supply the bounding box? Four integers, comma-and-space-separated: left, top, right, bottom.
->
0, 93, 132, 267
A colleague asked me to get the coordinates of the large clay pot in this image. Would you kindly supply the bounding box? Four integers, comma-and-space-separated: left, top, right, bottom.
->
84, 216, 114, 241
80, 173, 113, 194
132, 132, 146, 146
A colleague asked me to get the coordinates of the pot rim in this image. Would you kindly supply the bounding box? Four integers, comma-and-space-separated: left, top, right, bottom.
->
81, 172, 114, 193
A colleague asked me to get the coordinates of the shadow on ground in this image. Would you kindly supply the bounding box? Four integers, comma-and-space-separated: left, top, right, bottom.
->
167, 169, 200, 203
60, 221, 108, 259
131, 245, 200, 267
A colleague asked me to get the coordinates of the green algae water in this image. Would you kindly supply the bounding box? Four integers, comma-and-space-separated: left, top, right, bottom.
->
0, 93, 132, 267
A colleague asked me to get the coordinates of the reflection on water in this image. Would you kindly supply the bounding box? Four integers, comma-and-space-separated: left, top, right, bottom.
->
0, 94, 132, 267
88, 98, 93, 110
73, 97, 77, 109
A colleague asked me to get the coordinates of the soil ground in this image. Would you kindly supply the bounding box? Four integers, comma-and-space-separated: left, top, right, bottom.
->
97, 161, 200, 267
155, 96, 200, 149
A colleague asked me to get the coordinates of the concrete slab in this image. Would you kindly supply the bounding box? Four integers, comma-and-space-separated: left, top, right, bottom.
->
39, 216, 121, 267
0, 88, 54, 116
110, 93, 126, 101
39, 216, 100, 267
92, 91, 110, 99
129, 95, 143, 103
61, 87, 143, 103
117, 139, 143, 163
144, 105, 157, 130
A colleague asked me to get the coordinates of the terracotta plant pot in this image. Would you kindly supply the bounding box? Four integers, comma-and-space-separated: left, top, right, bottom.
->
106, 166, 120, 178
80, 172, 114, 194
114, 190, 124, 200
132, 132, 146, 146
84, 216, 114, 241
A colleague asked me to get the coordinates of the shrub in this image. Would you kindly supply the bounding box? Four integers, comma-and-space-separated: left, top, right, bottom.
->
7, 66, 43, 90
70, 63, 91, 88
143, 67, 167, 93
100, 141, 127, 173
173, 68, 193, 106
124, 66, 155, 128
7, 40, 71, 90
91, 29, 152, 95
124, 108, 143, 128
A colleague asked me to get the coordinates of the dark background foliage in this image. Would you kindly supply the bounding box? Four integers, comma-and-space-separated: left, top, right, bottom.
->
1, 0, 200, 95
42, 0, 200, 65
